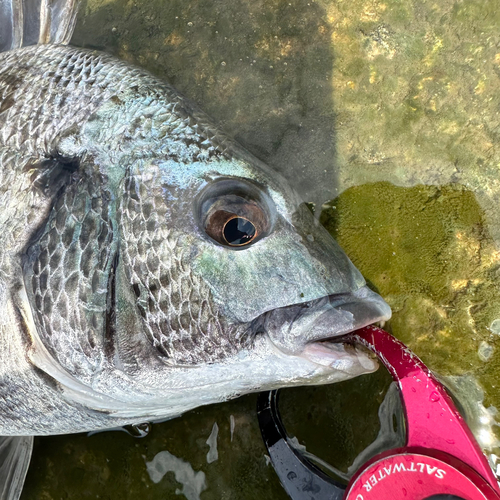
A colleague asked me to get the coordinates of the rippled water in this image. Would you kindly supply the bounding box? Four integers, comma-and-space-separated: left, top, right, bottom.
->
21, 0, 500, 498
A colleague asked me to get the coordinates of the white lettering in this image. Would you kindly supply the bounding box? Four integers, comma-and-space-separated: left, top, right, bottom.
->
393, 463, 406, 473
435, 469, 446, 479
378, 469, 386, 481
356, 495, 364, 500
417, 463, 425, 473
383, 466, 392, 476
426, 465, 438, 475
363, 482, 372, 492
408, 463, 417, 472
369, 474, 378, 486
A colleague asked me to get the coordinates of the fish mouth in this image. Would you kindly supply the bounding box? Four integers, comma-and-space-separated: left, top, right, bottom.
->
260, 286, 391, 367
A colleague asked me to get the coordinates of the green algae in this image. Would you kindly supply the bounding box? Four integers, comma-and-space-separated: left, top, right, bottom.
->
324, 0, 500, 193
321, 182, 500, 405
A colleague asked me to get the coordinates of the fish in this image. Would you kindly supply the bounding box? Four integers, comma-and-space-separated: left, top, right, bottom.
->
0, 1, 391, 498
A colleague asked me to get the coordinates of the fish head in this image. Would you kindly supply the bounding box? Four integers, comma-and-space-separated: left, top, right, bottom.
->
104, 110, 391, 395
29, 76, 391, 420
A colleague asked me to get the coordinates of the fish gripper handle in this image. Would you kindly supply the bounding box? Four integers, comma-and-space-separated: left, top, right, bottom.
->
258, 326, 500, 500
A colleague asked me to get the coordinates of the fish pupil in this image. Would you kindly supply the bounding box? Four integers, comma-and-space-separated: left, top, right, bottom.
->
223, 217, 256, 246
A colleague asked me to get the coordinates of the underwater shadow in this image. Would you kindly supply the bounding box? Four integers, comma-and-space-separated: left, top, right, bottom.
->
71, 0, 339, 210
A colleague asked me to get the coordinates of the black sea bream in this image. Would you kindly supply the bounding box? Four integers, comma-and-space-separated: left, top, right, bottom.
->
0, 1, 390, 497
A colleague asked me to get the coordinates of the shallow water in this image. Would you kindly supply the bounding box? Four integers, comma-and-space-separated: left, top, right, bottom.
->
21, 0, 500, 498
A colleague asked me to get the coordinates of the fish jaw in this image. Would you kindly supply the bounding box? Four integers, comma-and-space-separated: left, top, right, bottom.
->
16, 278, 385, 430
299, 341, 378, 372
261, 285, 392, 355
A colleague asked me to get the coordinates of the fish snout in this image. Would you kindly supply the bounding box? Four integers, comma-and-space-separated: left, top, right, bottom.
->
263, 286, 391, 355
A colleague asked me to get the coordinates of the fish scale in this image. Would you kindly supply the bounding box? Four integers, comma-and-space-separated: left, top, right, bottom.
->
0, 149, 50, 287
0, 44, 222, 157
26, 168, 115, 382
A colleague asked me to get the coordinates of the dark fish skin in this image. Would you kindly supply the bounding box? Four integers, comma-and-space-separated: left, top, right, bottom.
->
0, 44, 390, 436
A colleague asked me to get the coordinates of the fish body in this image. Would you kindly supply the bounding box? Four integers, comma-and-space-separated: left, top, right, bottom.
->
0, 43, 390, 436
0, 6, 390, 498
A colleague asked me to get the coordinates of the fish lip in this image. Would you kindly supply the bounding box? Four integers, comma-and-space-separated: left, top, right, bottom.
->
299, 339, 380, 372
259, 285, 391, 360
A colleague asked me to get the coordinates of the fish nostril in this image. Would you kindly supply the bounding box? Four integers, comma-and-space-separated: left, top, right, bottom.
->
132, 283, 141, 298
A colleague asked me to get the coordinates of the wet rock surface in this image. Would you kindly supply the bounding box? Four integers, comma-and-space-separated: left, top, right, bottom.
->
21, 0, 500, 498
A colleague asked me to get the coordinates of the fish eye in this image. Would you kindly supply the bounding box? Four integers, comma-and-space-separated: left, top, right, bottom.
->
196, 179, 275, 249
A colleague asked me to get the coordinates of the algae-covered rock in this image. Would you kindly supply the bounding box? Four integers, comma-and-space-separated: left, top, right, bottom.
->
321, 182, 500, 406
